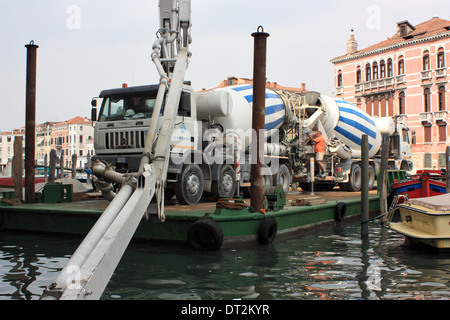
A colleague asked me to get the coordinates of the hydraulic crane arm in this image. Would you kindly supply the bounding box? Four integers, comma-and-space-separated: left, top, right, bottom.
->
41, 0, 191, 300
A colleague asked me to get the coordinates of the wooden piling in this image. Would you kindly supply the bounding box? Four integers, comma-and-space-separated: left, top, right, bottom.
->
379, 134, 390, 223
72, 154, 77, 179
446, 146, 450, 193
13, 137, 23, 201
361, 135, 369, 237
49, 150, 56, 183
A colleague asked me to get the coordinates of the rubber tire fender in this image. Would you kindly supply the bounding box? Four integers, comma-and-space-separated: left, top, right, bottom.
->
335, 202, 347, 223
258, 218, 277, 245
187, 218, 224, 251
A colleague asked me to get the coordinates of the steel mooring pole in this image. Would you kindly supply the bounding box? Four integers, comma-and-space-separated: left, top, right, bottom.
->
25, 41, 39, 204
250, 27, 269, 213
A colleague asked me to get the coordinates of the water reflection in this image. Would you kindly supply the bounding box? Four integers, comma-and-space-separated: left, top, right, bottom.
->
1, 222, 449, 300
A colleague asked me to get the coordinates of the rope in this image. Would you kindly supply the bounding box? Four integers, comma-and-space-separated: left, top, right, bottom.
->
216, 198, 249, 210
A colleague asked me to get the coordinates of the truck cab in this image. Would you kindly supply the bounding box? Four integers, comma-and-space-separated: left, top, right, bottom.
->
91, 84, 197, 174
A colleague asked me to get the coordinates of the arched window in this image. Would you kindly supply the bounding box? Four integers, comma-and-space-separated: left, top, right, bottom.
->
398, 56, 405, 75
424, 88, 431, 112
439, 86, 446, 111
337, 70, 343, 87
366, 63, 371, 81
387, 58, 393, 77
399, 91, 405, 115
356, 66, 362, 84
438, 48, 445, 69
372, 62, 379, 80
423, 50, 430, 71
380, 60, 386, 78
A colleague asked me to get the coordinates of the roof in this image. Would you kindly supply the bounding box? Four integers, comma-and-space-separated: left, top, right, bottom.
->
331, 17, 450, 63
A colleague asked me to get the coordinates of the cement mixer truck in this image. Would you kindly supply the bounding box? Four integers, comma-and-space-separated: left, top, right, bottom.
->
91, 83, 414, 203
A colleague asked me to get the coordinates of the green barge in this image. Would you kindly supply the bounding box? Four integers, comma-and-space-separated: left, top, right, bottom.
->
0, 185, 380, 250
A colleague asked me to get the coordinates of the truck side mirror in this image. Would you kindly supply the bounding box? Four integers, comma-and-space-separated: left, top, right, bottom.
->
91, 99, 98, 122
411, 130, 416, 145
178, 92, 191, 117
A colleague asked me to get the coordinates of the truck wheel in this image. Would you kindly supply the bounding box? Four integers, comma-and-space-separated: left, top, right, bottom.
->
275, 164, 291, 194
346, 164, 361, 192
211, 164, 236, 201
176, 164, 204, 205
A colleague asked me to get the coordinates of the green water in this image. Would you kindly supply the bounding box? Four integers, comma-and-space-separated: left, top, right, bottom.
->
1, 221, 449, 301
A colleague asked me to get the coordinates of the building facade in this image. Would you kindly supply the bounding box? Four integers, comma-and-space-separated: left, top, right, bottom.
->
331, 17, 450, 171
0, 117, 94, 174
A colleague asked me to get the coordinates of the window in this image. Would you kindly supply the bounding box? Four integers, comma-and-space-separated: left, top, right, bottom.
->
438, 48, 445, 68
387, 58, 393, 77
424, 88, 431, 112
424, 125, 432, 143
366, 63, 371, 81
398, 56, 405, 75
337, 70, 343, 87
372, 62, 379, 80
398, 91, 405, 114
424, 153, 432, 168
356, 66, 362, 84
438, 123, 447, 142
439, 86, 446, 111
380, 60, 386, 78
439, 153, 446, 167
423, 50, 430, 71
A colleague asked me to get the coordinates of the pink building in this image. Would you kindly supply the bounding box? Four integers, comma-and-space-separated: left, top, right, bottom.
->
331, 17, 450, 171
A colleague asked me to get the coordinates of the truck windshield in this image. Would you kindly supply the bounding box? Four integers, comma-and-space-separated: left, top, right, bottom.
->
98, 95, 164, 122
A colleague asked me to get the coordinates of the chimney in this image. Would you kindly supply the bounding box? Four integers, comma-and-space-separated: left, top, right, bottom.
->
346, 29, 358, 55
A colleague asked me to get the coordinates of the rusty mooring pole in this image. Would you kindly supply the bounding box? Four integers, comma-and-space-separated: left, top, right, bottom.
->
25, 41, 39, 203
250, 27, 269, 213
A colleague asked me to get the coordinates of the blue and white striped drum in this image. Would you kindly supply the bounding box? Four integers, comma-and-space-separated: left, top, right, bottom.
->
332, 99, 382, 158
213, 85, 288, 148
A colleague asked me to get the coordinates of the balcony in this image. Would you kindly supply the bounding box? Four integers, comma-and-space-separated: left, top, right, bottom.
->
436, 68, 447, 79
396, 75, 406, 85
421, 70, 432, 80
336, 87, 343, 95
419, 112, 433, 124
434, 111, 448, 123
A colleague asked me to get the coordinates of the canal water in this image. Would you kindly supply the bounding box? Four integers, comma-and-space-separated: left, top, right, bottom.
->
0, 219, 449, 301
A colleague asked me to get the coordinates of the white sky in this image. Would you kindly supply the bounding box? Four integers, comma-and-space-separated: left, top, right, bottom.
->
1, 0, 449, 132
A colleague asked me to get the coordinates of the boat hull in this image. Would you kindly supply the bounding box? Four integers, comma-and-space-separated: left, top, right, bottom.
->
391, 194, 450, 249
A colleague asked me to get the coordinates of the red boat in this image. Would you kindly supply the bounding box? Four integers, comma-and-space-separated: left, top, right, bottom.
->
390, 170, 447, 199
0, 177, 46, 188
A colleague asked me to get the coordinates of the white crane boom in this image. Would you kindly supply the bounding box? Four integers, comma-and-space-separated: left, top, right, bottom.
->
41, 0, 192, 300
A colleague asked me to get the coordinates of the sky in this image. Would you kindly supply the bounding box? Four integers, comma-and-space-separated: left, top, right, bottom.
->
1, 0, 450, 132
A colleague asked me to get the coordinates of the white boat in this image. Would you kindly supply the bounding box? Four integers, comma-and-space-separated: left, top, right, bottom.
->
390, 193, 450, 249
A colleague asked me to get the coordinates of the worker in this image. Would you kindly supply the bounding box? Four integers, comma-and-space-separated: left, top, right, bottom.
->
307, 131, 327, 177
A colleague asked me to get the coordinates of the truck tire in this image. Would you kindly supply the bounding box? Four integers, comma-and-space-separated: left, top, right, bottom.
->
211, 164, 236, 201
346, 164, 361, 192
176, 164, 204, 205
187, 218, 223, 250
275, 164, 291, 194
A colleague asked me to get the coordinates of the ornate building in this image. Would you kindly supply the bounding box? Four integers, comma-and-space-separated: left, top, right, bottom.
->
331, 17, 450, 171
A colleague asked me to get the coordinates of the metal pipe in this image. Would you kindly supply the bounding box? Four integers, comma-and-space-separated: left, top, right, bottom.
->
250, 27, 269, 213
138, 76, 168, 172
25, 41, 38, 204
